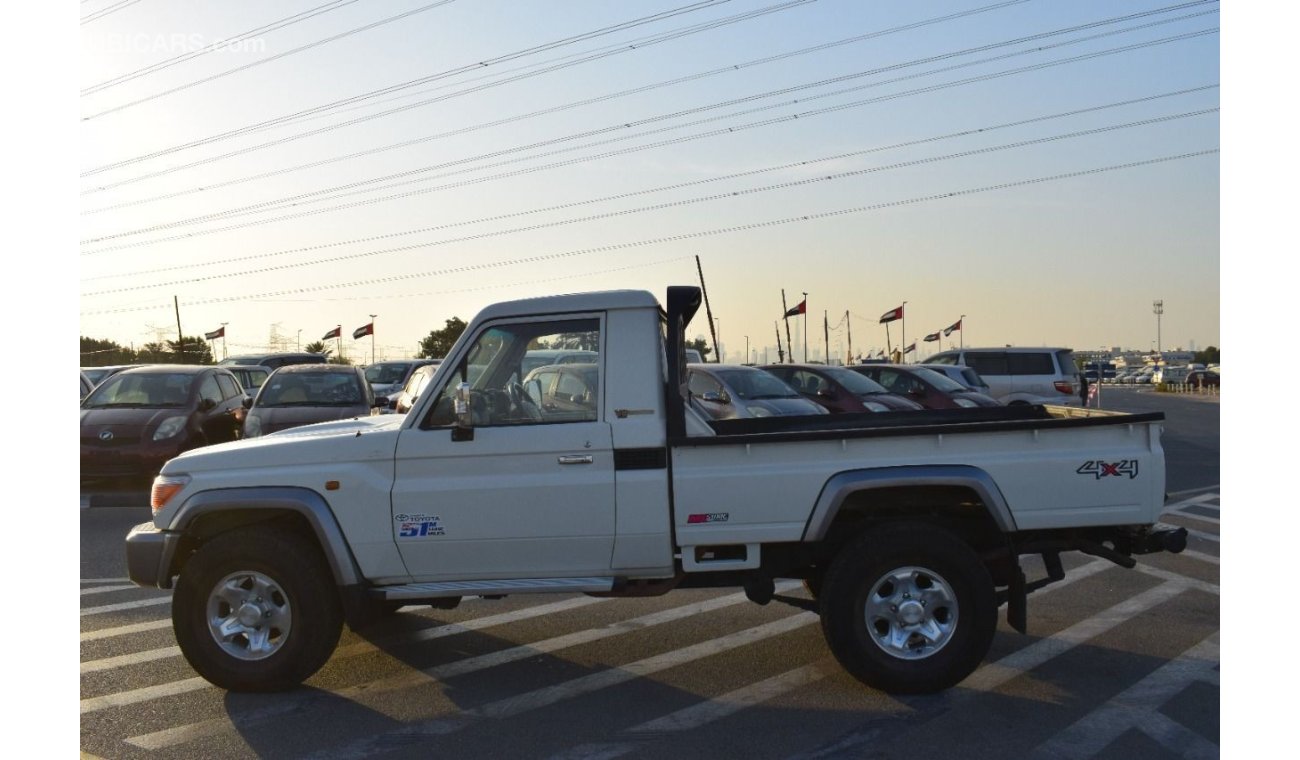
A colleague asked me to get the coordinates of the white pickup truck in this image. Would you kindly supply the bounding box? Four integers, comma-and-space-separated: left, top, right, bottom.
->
126, 286, 1186, 694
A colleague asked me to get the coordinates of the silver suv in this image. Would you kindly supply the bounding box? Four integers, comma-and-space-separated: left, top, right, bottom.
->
926, 347, 1081, 406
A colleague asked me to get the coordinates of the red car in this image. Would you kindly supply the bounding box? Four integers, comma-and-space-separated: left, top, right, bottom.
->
81, 366, 247, 484
761, 364, 923, 413
848, 364, 1002, 410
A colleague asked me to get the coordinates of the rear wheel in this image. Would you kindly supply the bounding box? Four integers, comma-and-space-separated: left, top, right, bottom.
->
172, 527, 342, 692
819, 522, 996, 694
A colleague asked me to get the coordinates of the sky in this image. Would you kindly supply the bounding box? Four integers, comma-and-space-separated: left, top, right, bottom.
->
75, 0, 1220, 365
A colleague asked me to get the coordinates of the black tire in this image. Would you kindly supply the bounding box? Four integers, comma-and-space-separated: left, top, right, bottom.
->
172, 527, 343, 692
819, 522, 996, 695
802, 567, 825, 600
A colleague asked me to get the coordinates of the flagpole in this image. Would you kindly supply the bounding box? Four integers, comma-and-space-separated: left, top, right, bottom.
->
369, 314, 377, 365
960, 314, 965, 350
802, 292, 808, 363
845, 311, 852, 365
221, 322, 227, 360
781, 290, 793, 364
774, 321, 784, 364
901, 300, 907, 364
823, 310, 829, 366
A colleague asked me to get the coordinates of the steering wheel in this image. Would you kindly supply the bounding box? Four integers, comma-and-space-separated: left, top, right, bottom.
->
507, 381, 543, 421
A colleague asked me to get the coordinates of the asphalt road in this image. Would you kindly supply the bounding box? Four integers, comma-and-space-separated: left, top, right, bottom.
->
79, 389, 1219, 759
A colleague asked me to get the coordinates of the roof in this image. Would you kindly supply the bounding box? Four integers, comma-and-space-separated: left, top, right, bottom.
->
475, 290, 659, 321
273, 364, 361, 374
114, 365, 215, 375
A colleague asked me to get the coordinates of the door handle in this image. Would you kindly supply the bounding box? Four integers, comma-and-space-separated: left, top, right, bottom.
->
558, 455, 594, 465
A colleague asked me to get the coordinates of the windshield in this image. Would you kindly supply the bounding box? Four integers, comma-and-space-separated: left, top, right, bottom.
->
257, 373, 363, 407
715, 369, 799, 400
364, 363, 412, 385
84, 373, 194, 408
913, 367, 969, 393
821, 367, 889, 395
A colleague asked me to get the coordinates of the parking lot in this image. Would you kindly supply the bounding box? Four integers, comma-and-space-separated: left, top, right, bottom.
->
79, 386, 1219, 759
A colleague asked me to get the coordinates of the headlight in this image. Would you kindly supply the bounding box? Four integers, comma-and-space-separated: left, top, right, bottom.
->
863, 402, 890, 412
244, 415, 262, 438
748, 406, 772, 417
153, 416, 187, 441
955, 398, 978, 408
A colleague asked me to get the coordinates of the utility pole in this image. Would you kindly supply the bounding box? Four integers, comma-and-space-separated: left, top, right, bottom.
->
845, 310, 852, 365
714, 317, 722, 363
173, 296, 184, 362
802, 292, 808, 363
780, 290, 793, 364
695, 256, 720, 362
1152, 300, 1164, 357
296, 329, 302, 351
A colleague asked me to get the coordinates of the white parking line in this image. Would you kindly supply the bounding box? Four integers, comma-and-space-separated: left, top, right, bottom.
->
1179, 549, 1219, 565
81, 597, 172, 616
308, 613, 819, 760
81, 618, 172, 643
80, 578, 131, 584
125, 584, 800, 751
1134, 564, 1219, 596
1027, 633, 1219, 759
1183, 527, 1220, 544
629, 661, 831, 733
80, 584, 140, 596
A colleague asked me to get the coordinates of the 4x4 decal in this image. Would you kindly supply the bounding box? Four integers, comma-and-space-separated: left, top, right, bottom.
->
1076, 460, 1139, 479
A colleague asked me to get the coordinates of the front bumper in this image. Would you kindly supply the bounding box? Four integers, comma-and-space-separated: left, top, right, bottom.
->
125, 521, 183, 589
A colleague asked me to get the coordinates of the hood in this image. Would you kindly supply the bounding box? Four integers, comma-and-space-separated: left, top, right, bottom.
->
955, 391, 1002, 408
742, 397, 828, 417
163, 414, 404, 476
247, 404, 371, 436
81, 407, 190, 438
860, 392, 924, 411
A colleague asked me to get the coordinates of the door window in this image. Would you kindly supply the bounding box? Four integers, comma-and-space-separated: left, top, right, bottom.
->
198, 376, 223, 405
966, 352, 1009, 376
424, 318, 601, 427
1007, 352, 1054, 375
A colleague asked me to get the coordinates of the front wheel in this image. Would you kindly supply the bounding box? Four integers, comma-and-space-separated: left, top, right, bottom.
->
819, 522, 996, 694
172, 527, 343, 692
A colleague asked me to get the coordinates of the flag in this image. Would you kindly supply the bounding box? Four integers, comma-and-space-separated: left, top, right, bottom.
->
943, 318, 962, 336
904, 342, 917, 354
923, 331, 940, 342
204, 326, 225, 340
322, 325, 341, 340
783, 299, 806, 318
353, 322, 374, 340
879, 305, 903, 323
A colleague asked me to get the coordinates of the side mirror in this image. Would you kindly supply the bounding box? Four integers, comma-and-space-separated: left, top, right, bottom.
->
372, 396, 387, 408
200, 398, 217, 412
454, 382, 473, 429
817, 387, 836, 399
701, 391, 723, 403
242, 396, 253, 409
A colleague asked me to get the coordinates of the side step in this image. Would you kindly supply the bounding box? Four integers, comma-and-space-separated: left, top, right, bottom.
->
377, 577, 617, 600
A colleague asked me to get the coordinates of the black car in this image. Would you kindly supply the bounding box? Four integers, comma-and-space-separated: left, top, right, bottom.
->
218, 352, 327, 371
849, 364, 1001, 410
242, 365, 381, 437
81, 365, 246, 483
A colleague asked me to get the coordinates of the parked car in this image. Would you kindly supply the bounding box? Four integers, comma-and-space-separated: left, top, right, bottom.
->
242, 365, 380, 438
392, 363, 440, 414
686, 364, 828, 419
223, 364, 272, 398
1184, 370, 1220, 389
918, 363, 993, 396
521, 363, 600, 422
80, 371, 94, 401
849, 364, 1002, 410
80, 365, 246, 483
761, 363, 922, 413
1151, 366, 1190, 385
926, 347, 1081, 406
685, 348, 704, 363
81, 364, 136, 387
218, 352, 327, 370
519, 349, 599, 378
364, 359, 441, 411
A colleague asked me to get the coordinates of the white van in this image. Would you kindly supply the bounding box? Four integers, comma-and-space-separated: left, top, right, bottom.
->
1152, 366, 1190, 384
926, 347, 1081, 406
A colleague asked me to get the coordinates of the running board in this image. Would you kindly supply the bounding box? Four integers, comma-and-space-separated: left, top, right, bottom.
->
377, 577, 617, 600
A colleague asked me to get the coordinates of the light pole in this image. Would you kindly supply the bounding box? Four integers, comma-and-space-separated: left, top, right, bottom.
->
714, 317, 722, 363
745, 335, 749, 365
296, 329, 301, 351
1152, 300, 1163, 357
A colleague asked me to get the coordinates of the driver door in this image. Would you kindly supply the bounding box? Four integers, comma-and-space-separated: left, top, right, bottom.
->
391, 315, 615, 581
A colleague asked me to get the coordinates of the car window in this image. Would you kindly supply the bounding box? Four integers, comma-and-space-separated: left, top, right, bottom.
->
688, 371, 723, 398
927, 353, 958, 366
426, 318, 601, 427
216, 374, 241, 401
1007, 352, 1054, 374
823, 367, 888, 395
790, 370, 824, 394
365, 363, 413, 385
913, 368, 966, 393
966, 352, 1009, 376
195, 376, 221, 405
715, 369, 799, 400
83, 373, 194, 408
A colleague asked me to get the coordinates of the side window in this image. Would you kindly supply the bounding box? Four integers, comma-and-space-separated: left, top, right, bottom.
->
198, 376, 222, 404
424, 317, 601, 427
928, 353, 958, 366
966, 352, 1008, 376
791, 370, 821, 393
876, 370, 904, 393
215, 374, 241, 401
1007, 352, 1054, 375
688, 371, 722, 398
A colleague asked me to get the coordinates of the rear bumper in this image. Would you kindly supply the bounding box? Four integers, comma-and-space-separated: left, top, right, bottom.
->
125, 521, 182, 589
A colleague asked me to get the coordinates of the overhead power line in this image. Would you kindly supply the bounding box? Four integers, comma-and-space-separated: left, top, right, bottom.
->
82, 0, 362, 95
80, 19, 1220, 248
82, 0, 1029, 208
80, 0, 735, 177
83, 0, 460, 120
80, 149, 1218, 316
82, 103, 1217, 290
81, 0, 144, 26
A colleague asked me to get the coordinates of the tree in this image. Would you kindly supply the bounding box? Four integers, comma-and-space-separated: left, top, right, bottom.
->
166, 336, 214, 365
419, 317, 467, 359
686, 337, 713, 360
80, 337, 135, 366
303, 341, 333, 358
1193, 346, 1220, 365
